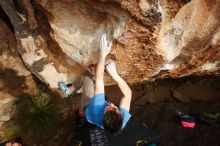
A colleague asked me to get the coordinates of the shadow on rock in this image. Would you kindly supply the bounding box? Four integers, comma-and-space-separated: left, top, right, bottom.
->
0, 68, 28, 98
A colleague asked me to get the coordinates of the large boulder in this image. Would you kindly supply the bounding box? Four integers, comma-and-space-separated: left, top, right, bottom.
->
0, 17, 36, 131
36, 0, 220, 84
0, 0, 219, 87
0, 18, 36, 99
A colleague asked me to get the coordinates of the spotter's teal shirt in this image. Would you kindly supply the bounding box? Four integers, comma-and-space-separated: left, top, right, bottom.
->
85, 93, 131, 129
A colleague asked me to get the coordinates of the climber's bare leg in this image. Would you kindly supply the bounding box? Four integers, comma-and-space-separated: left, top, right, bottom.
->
67, 76, 83, 93
81, 76, 94, 108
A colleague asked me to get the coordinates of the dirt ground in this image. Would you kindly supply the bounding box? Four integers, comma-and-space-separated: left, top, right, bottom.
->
106, 75, 220, 146
37, 75, 220, 146
132, 101, 220, 146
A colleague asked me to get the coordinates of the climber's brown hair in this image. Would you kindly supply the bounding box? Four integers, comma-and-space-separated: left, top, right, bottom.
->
103, 109, 122, 133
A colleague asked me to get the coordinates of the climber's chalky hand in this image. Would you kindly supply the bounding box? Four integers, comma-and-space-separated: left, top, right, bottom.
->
106, 60, 120, 81
100, 33, 112, 59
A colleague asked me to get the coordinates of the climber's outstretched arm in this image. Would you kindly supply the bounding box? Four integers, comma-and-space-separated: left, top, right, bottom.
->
106, 61, 132, 112
95, 33, 112, 94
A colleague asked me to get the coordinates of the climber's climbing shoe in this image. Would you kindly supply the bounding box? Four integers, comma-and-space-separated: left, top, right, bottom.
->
58, 82, 70, 97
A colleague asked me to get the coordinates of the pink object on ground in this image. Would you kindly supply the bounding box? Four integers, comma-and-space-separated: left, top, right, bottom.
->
181, 121, 195, 128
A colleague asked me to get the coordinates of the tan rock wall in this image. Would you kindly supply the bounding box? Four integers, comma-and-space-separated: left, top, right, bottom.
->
0, 19, 35, 99
0, 18, 36, 130
1, 0, 220, 87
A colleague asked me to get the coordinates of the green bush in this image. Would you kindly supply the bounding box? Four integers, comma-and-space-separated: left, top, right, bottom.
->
22, 90, 58, 141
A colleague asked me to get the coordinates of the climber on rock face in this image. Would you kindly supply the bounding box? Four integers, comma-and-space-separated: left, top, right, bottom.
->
59, 33, 132, 133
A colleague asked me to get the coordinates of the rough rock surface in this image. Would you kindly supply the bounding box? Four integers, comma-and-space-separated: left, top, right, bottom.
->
0, 98, 17, 128
0, 17, 36, 131
0, 0, 220, 87
0, 18, 36, 99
